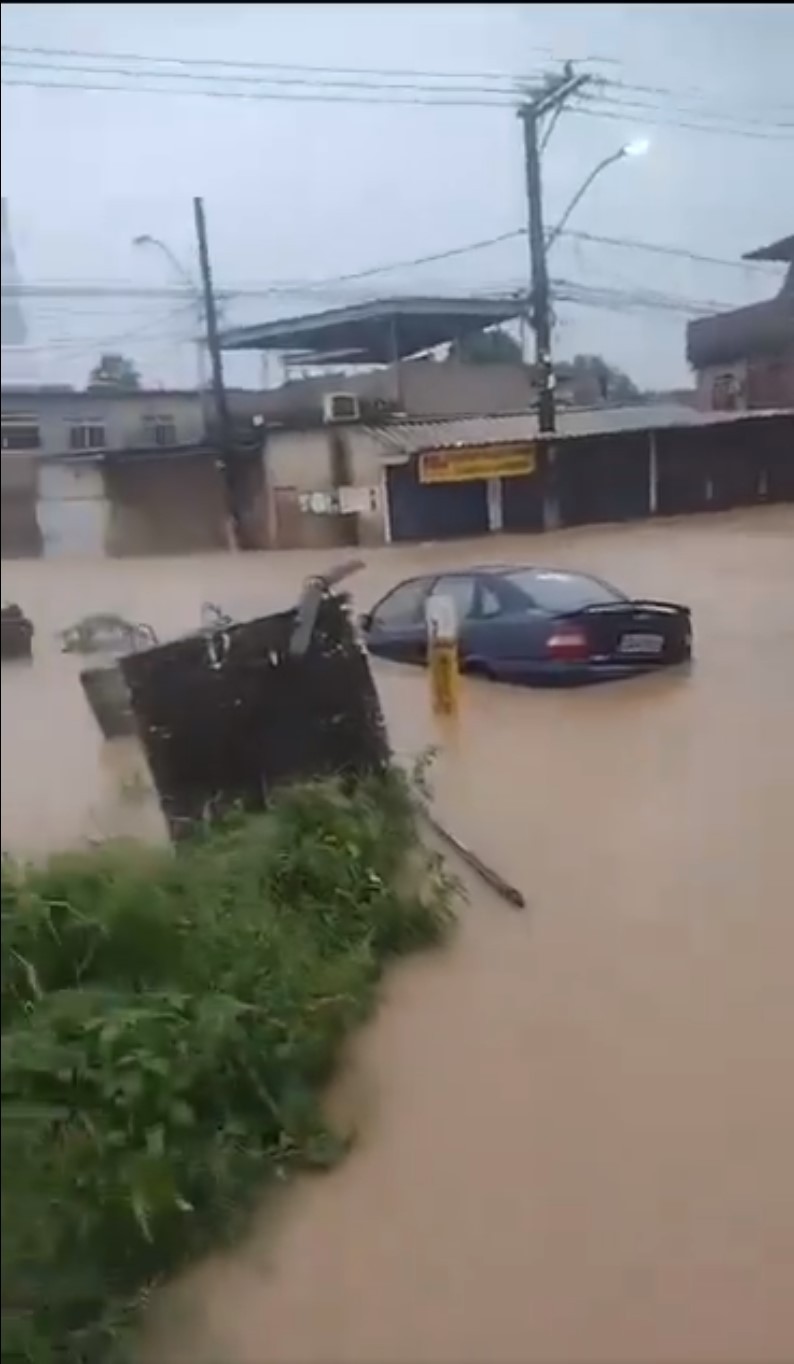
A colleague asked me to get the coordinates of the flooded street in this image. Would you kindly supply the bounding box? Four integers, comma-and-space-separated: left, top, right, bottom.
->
4, 507, 794, 1363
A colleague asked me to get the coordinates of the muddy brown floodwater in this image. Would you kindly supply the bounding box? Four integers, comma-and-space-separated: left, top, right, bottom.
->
4, 507, 794, 1364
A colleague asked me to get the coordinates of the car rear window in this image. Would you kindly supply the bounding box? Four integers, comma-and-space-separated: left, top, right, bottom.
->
506, 570, 625, 614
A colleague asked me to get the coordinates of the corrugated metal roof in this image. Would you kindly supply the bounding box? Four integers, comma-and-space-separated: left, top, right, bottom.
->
365, 403, 716, 457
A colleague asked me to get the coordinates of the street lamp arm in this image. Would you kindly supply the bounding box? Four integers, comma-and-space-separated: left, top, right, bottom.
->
545, 150, 625, 253
133, 234, 198, 298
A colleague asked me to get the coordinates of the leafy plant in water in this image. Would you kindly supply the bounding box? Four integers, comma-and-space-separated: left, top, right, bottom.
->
1, 768, 454, 1364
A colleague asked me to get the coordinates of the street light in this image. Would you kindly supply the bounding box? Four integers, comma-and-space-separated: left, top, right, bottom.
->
132, 233, 207, 390
546, 137, 650, 251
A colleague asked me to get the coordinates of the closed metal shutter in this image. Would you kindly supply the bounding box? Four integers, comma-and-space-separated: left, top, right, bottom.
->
386, 459, 488, 542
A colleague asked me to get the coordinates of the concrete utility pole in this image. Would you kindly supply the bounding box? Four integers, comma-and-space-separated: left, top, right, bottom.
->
518, 66, 591, 435
193, 196, 245, 550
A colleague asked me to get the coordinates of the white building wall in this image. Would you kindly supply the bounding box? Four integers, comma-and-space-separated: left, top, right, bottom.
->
264, 426, 391, 546
37, 461, 109, 558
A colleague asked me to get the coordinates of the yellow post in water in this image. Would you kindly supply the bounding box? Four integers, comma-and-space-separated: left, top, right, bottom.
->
426, 594, 461, 719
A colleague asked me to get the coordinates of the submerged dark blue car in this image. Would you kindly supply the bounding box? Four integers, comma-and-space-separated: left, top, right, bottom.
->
361, 565, 692, 684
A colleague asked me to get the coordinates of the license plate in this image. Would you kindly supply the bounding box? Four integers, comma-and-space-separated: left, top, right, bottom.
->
619, 632, 664, 655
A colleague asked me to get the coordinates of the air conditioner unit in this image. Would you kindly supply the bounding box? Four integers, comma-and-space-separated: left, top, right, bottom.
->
322, 392, 360, 424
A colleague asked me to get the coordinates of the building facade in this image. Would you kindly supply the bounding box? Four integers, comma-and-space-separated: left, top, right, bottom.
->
687, 235, 794, 412
261, 404, 723, 549
1, 387, 208, 459
0, 387, 272, 558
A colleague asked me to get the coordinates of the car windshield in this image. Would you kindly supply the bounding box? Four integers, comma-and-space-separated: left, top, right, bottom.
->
506, 569, 625, 614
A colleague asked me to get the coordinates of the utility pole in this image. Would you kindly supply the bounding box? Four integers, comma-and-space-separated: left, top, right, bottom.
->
193, 196, 245, 549
518, 66, 590, 435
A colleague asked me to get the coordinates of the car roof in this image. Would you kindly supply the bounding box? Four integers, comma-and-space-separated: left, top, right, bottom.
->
376, 565, 593, 594
440, 564, 584, 577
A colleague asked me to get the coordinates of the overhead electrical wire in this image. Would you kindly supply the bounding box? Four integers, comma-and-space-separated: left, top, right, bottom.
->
0, 41, 554, 85
0, 73, 522, 110
12, 223, 773, 305
602, 75, 794, 115
569, 99, 794, 142
581, 88, 794, 132
3, 46, 793, 137
595, 93, 794, 130
4, 43, 791, 115
6, 68, 792, 138
274, 230, 527, 291
1, 229, 528, 302
0, 56, 534, 100
17, 306, 197, 356
552, 278, 735, 316
556, 228, 779, 272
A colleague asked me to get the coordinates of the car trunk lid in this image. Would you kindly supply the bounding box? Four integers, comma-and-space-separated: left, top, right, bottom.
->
562, 599, 691, 663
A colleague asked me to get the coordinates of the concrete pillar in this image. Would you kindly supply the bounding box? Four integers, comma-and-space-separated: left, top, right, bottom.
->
486, 477, 503, 533
648, 431, 658, 516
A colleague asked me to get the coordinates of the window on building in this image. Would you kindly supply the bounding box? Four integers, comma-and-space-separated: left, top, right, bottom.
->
141, 414, 178, 447
68, 423, 106, 452
711, 372, 742, 411
1, 415, 41, 451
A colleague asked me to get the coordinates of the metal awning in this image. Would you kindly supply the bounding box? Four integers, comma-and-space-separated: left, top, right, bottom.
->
219, 295, 525, 362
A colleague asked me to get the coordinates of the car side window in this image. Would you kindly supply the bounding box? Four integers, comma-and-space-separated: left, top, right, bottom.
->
371, 579, 428, 629
432, 575, 478, 624
479, 582, 504, 619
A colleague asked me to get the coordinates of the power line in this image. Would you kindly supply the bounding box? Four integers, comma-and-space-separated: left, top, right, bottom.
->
0, 42, 552, 85
584, 87, 794, 132
0, 72, 519, 109
558, 228, 779, 272
6, 43, 792, 119
571, 99, 794, 141
603, 76, 794, 116
11, 305, 196, 356
0, 54, 537, 100
7, 65, 793, 140
2, 230, 527, 301
293, 230, 527, 289
553, 278, 734, 316
7, 66, 789, 145
6, 224, 773, 313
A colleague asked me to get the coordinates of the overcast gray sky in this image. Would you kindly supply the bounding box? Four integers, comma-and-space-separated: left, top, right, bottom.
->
2, 2, 793, 390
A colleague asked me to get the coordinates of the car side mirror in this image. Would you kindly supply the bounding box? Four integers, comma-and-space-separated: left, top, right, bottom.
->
359, 612, 373, 632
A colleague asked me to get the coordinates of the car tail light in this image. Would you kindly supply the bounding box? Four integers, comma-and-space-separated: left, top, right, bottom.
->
546, 625, 590, 662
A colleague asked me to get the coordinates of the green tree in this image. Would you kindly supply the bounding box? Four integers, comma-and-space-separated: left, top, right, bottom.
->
449, 327, 524, 365
87, 352, 142, 391
569, 353, 640, 402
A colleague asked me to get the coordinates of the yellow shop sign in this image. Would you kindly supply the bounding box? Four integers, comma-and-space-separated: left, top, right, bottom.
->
418, 443, 536, 484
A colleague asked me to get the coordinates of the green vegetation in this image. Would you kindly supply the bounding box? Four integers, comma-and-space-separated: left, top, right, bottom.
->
2, 773, 454, 1364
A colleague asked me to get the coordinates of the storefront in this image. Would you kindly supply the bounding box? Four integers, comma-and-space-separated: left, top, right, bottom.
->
386, 442, 538, 542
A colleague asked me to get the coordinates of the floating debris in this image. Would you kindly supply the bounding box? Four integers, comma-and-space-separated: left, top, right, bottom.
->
200, 601, 234, 631
80, 663, 137, 740
60, 614, 158, 656
1, 603, 34, 662
122, 564, 386, 841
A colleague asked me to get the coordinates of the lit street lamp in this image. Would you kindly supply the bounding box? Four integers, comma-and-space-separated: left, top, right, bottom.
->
546, 138, 650, 251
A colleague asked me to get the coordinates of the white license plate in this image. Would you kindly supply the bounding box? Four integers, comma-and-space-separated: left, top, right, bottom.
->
622, 630, 665, 651
619, 632, 665, 655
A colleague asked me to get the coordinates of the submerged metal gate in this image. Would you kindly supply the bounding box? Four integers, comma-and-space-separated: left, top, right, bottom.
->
385, 459, 488, 542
